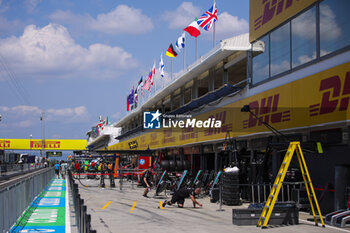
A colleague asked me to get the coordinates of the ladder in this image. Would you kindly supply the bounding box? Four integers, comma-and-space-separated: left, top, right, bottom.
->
257, 141, 325, 228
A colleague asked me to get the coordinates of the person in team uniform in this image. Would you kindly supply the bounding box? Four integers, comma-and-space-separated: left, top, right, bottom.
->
162, 187, 202, 208
141, 167, 153, 198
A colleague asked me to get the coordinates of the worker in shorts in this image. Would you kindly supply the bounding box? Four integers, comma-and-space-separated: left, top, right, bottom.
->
141, 167, 153, 198
54, 162, 60, 179
162, 187, 202, 208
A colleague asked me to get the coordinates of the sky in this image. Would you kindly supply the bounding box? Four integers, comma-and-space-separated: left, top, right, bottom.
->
0, 0, 249, 148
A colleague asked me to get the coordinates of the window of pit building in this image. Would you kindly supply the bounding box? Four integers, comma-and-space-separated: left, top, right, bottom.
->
172, 88, 182, 110
214, 62, 224, 89
163, 95, 171, 113
172, 94, 181, 110
270, 22, 291, 77
184, 88, 191, 104
198, 71, 209, 98
292, 6, 316, 68
228, 59, 246, 85
183, 80, 193, 104
320, 0, 350, 57
252, 35, 269, 84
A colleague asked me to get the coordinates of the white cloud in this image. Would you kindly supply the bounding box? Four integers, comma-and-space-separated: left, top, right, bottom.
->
215, 12, 249, 40
162, 2, 201, 29
0, 105, 90, 128
292, 9, 316, 40
0, 23, 137, 80
320, 4, 341, 41
50, 5, 153, 35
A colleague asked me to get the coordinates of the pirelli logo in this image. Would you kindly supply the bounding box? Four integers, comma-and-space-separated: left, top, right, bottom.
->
30, 140, 61, 149
0, 140, 10, 148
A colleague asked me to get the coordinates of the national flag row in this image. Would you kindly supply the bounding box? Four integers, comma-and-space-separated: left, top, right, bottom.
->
127, 1, 218, 111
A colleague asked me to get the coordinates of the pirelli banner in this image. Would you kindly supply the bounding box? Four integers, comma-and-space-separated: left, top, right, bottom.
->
0, 139, 87, 151
107, 62, 350, 151
249, 0, 317, 42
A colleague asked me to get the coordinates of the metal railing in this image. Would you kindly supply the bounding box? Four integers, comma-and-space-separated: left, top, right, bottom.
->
0, 167, 54, 233
0, 163, 45, 177
217, 181, 309, 206
68, 170, 96, 233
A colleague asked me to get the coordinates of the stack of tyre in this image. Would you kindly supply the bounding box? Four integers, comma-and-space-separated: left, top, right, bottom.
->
222, 172, 241, 205
160, 160, 190, 171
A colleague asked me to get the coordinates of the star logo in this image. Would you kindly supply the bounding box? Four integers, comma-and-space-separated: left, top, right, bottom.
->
143, 110, 162, 129
150, 110, 161, 122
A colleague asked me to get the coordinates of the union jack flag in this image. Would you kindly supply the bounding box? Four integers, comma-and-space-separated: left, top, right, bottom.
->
197, 3, 217, 31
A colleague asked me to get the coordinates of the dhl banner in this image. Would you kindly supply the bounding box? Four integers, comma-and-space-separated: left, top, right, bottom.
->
249, 0, 317, 42
107, 62, 350, 151
0, 139, 87, 150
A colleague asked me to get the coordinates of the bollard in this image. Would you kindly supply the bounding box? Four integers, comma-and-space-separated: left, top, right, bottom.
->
216, 180, 225, 212
109, 173, 115, 188
86, 214, 91, 233
100, 174, 105, 188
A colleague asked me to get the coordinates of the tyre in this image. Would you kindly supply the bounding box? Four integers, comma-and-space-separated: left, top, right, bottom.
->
223, 199, 241, 206
176, 160, 183, 171
222, 186, 239, 192
160, 160, 170, 170
183, 160, 190, 170
169, 160, 176, 171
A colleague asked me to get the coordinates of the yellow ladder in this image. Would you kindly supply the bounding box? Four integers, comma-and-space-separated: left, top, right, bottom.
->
257, 141, 325, 228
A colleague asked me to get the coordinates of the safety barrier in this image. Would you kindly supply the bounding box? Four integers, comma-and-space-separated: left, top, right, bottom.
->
0, 167, 54, 233
216, 181, 311, 206
68, 170, 96, 233
0, 163, 45, 177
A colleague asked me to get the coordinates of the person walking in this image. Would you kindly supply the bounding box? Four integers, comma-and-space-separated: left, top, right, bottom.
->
54, 162, 60, 179
141, 167, 153, 198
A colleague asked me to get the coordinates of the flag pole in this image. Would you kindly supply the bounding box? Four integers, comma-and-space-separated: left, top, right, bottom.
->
213, 0, 216, 48
171, 57, 173, 80
196, 37, 198, 60
183, 44, 186, 70
154, 61, 157, 95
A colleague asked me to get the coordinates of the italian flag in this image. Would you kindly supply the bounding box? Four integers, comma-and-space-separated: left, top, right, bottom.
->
184, 18, 201, 38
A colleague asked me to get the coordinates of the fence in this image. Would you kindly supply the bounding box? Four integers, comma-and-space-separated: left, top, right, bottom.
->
216, 181, 310, 207
0, 167, 54, 233
0, 163, 45, 177
68, 170, 96, 233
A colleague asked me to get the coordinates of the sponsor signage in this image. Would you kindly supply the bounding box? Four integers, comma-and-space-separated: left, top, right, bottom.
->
46, 151, 63, 157
0, 139, 86, 150
107, 62, 350, 151
249, 0, 317, 42
128, 140, 138, 149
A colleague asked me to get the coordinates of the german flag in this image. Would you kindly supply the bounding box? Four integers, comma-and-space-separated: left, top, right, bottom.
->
166, 43, 178, 58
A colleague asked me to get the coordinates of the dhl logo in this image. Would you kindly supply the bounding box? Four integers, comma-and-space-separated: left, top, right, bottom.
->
0, 140, 10, 148
243, 94, 290, 128
204, 111, 233, 136
254, 0, 295, 31
309, 72, 350, 116
30, 140, 61, 149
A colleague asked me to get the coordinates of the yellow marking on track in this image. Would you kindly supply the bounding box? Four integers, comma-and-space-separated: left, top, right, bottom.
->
160, 201, 165, 209
101, 201, 111, 210
130, 201, 137, 213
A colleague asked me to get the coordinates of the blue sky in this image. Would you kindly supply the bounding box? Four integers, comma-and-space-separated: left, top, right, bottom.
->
0, 0, 249, 145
